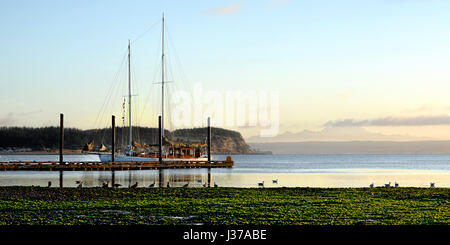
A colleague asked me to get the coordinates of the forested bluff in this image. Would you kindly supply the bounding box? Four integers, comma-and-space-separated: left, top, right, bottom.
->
0, 126, 253, 154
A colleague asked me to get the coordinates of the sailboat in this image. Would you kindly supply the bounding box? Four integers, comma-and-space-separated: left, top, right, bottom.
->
99, 14, 208, 162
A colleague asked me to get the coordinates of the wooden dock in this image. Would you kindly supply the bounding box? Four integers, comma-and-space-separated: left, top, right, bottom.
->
0, 159, 233, 171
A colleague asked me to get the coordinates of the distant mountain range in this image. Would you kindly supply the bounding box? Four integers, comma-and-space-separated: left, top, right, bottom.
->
249, 141, 450, 154
246, 126, 449, 154
246, 127, 435, 143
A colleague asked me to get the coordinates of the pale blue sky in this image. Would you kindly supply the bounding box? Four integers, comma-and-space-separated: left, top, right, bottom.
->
1, 0, 450, 139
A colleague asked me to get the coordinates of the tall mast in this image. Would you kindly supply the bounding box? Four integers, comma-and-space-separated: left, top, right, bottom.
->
128, 40, 132, 151
161, 13, 165, 139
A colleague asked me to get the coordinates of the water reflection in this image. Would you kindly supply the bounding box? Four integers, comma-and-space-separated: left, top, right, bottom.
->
1, 154, 450, 188
1, 168, 449, 188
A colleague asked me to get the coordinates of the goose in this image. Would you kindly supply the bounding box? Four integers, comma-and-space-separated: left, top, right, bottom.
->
113, 183, 122, 188
258, 181, 264, 187
272, 179, 278, 184
148, 181, 155, 188
130, 182, 138, 188
182, 182, 189, 188
430, 182, 435, 188
369, 183, 374, 188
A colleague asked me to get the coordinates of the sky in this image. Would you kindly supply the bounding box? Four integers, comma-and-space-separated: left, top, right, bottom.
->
1, 0, 450, 141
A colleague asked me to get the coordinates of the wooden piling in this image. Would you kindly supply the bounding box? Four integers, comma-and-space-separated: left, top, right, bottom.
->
158, 115, 162, 164
112, 115, 116, 162
207, 117, 211, 187
111, 115, 116, 187
207, 117, 211, 164
59, 113, 64, 188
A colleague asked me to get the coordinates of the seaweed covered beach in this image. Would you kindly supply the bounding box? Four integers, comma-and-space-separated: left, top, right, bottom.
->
0, 186, 448, 225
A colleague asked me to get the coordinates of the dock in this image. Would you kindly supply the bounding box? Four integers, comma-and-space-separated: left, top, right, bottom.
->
0, 159, 233, 171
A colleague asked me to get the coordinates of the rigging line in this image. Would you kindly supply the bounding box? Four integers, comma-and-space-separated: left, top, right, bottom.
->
92, 50, 127, 127
165, 23, 195, 107
92, 50, 128, 142
139, 38, 162, 128
131, 56, 144, 144
130, 19, 161, 45
101, 69, 126, 145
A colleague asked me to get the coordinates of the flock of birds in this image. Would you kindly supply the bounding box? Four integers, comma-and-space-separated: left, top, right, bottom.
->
46, 179, 436, 188
369, 181, 436, 188
45, 180, 222, 188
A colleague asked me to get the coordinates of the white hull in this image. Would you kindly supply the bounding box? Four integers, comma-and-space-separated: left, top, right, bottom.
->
98, 153, 208, 162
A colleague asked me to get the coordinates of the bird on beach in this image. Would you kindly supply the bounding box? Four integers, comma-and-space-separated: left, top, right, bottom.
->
76, 180, 83, 188
167, 182, 171, 188
258, 181, 264, 187
430, 182, 435, 188
394, 182, 399, 187
148, 181, 155, 188
272, 179, 278, 184
113, 183, 122, 188
214, 182, 218, 188
384, 182, 391, 187
102, 181, 108, 188
130, 182, 138, 188
182, 182, 189, 188
369, 183, 374, 188
47, 181, 52, 188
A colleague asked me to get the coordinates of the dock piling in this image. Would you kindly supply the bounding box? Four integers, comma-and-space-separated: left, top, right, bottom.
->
207, 117, 212, 187
158, 115, 162, 164
111, 115, 116, 187
59, 113, 64, 188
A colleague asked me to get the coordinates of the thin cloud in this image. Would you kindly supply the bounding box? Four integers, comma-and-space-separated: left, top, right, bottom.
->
203, 2, 244, 16
0, 110, 43, 126
324, 115, 450, 127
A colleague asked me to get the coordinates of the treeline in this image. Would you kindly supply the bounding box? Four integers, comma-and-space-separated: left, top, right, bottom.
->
0, 126, 250, 152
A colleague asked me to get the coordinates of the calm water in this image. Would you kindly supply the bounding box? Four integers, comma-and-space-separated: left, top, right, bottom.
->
0, 154, 449, 188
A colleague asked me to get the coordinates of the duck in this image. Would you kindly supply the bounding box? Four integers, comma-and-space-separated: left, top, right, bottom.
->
182, 182, 189, 188
113, 183, 122, 188
272, 179, 278, 184
214, 182, 218, 188
148, 181, 155, 188
130, 182, 138, 188
430, 182, 435, 188
384, 182, 391, 188
258, 181, 264, 187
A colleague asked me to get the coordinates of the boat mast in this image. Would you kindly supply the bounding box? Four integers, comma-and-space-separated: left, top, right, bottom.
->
128, 40, 132, 153
161, 13, 165, 139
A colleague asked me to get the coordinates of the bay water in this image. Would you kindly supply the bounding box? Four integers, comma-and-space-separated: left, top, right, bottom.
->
0, 154, 449, 188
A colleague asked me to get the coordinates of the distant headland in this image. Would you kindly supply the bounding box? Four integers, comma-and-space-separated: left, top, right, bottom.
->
0, 126, 266, 155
